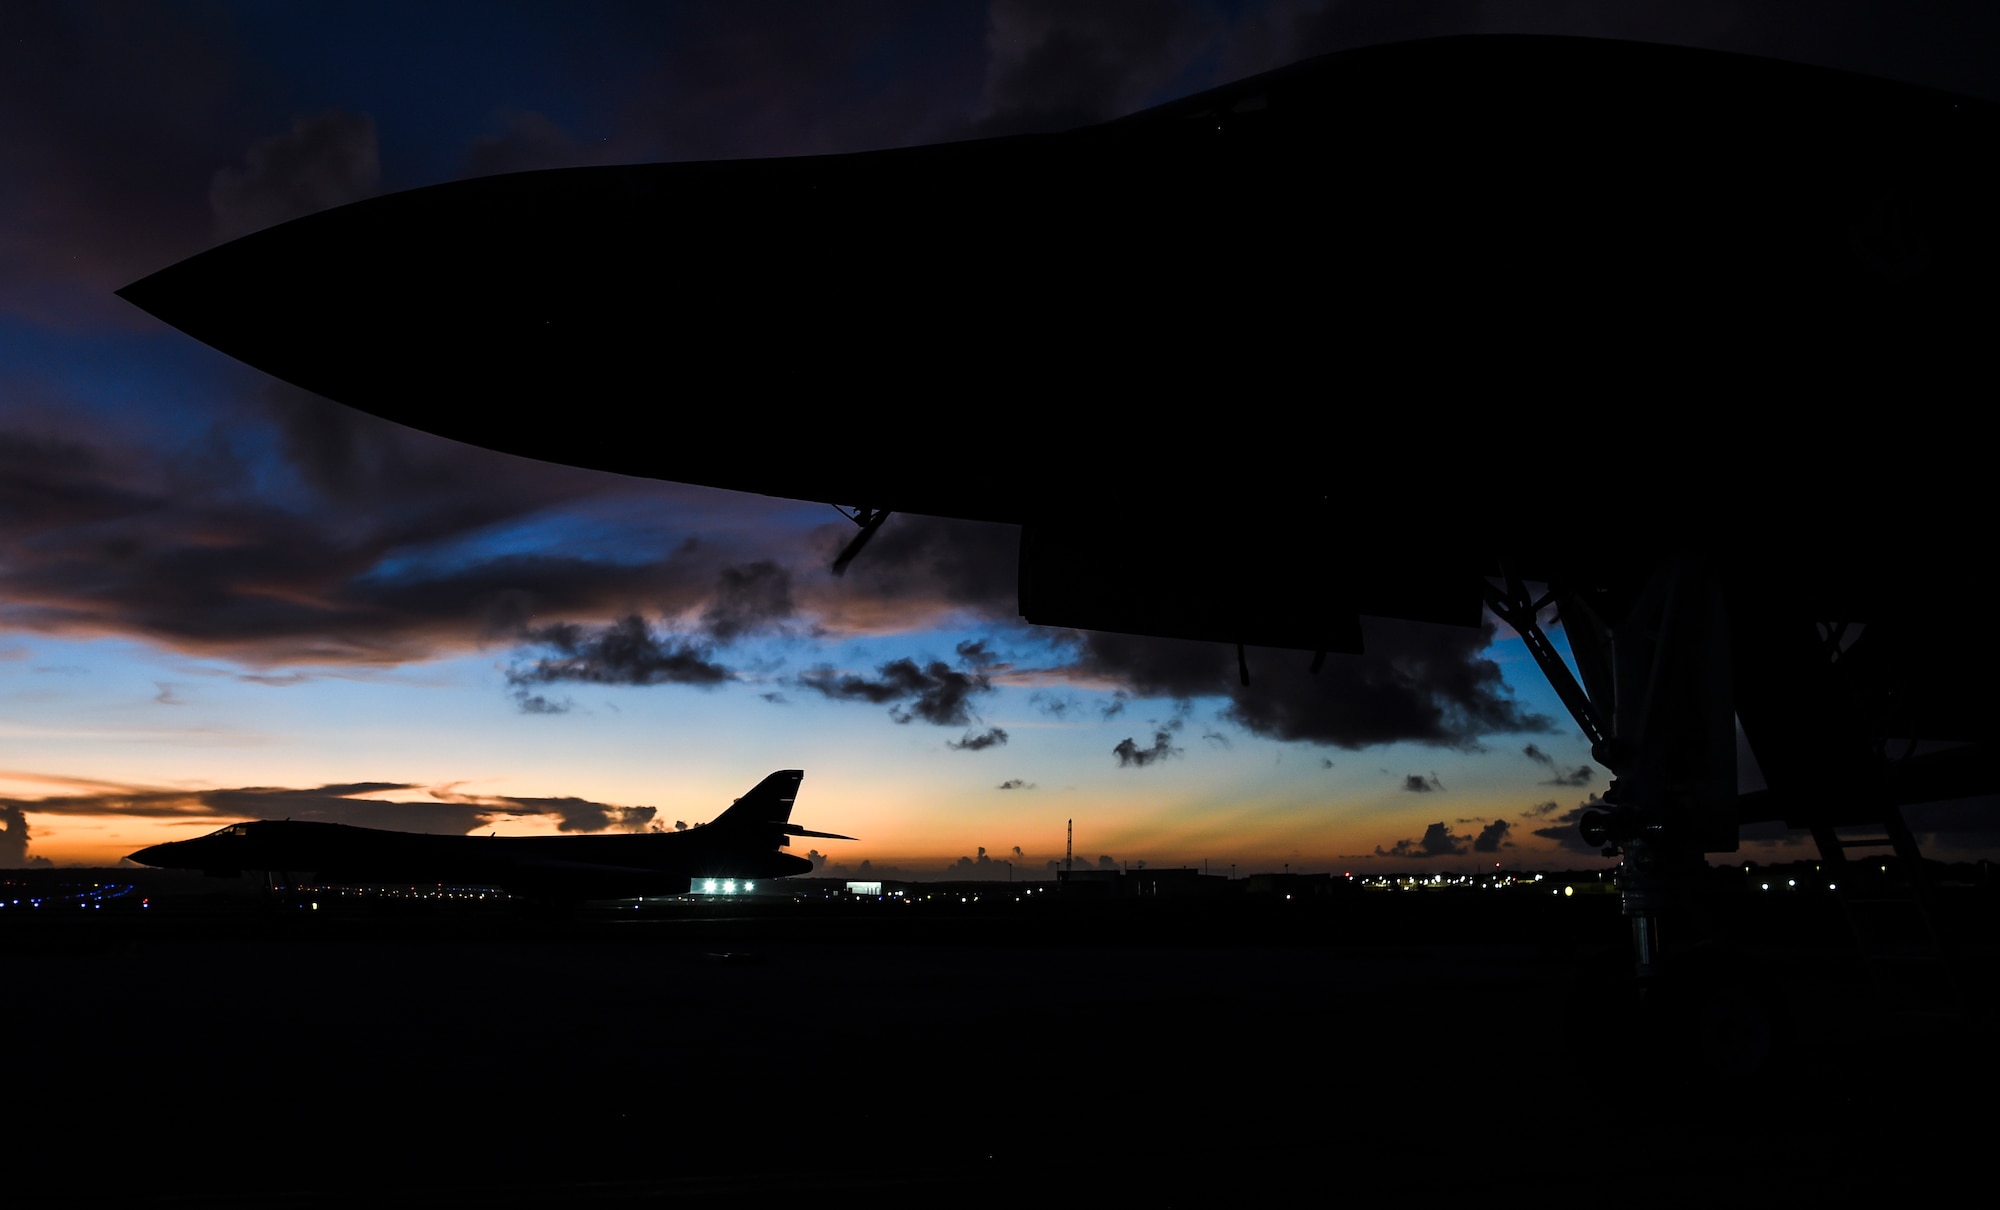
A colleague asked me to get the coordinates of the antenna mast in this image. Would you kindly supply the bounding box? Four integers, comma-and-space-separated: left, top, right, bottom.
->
1066, 818, 1073, 874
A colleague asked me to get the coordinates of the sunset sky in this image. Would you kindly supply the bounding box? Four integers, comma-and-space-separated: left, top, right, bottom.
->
5, 1, 1997, 875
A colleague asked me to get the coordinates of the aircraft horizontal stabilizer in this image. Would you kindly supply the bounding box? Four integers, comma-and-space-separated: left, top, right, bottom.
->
780, 824, 856, 841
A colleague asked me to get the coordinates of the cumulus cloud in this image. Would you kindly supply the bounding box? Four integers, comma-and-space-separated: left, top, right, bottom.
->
2, 804, 47, 867
1376, 822, 1472, 859
700, 561, 795, 642
941, 846, 1027, 879
948, 727, 1009, 751
511, 689, 572, 715
1532, 795, 1610, 855
1029, 691, 1080, 718
796, 656, 992, 726
1113, 730, 1181, 767
506, 615, 731, 697
210, 109, 381, 240
1473, 819, 1513, 853
1056, 620, 1554, 751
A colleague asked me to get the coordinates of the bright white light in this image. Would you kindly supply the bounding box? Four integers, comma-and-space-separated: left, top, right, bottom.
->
1563, 886, 1574, 898
723, 880, 737, 893
745, 882, 754, 892
704, 880, 718, 893
1761, 883, 1769, 890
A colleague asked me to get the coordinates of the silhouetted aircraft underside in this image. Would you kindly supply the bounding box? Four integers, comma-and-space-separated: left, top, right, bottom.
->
120, 36, 1995, 975
127, 771, 844, 899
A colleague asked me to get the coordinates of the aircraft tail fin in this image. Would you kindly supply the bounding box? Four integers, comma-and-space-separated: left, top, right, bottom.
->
710, 770, 804, 830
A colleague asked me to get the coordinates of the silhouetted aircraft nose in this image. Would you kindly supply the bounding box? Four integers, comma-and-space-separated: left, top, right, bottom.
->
127, 842, 175, 868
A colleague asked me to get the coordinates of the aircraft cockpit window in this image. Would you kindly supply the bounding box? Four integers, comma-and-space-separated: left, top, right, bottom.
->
207, 824, 252, 838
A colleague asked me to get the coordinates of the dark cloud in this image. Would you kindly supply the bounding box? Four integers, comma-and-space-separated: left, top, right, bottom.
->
1320, 758, 1335, 770
510, 689, 572, 715
759, 691, 789, 705
700, 561, 795, 642
463, 110, 595, 179
1376, 822, 1471, 860
796, 657, 992, 726
1523, 744, 1556, 769
1059, 620, 1554, 751
601, 3, 989, 164
1403, 773, 1443, 793
1228, 621, 1555, 749
942, 846, 1024, 880
1100, 693, 1129, 721
209, 109, 380, 240
1113, 730, 1181, 768
2, 780, 658, 837
815, 514, 1020, 626
1029, 691, 1080, 718
954, 638, 1002, 669
997, 779, 1034, 790
1521, 801, 1562, 818
1531, 795, 1609, 855
948, 727, 1009, 752
430, 789, 656, 835
2, 804, 38, 867
1473, 819, 1513, 853
506, 616, 731, 695
153, 683, 182, 706
0, 399, 760, 669
1202, 731, 1232, 749
967, 0, 1225, 137
1098, 855, 1118, 870
1544, 765, 1596, 787
0, 1, 249, 324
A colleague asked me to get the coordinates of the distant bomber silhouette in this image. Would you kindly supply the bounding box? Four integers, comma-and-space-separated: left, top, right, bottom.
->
129, 771, 849, 898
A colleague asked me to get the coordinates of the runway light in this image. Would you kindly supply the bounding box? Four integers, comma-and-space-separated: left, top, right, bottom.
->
1563, 886, 1574, 898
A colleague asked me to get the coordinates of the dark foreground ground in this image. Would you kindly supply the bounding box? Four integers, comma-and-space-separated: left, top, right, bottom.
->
4, 880, 1994, 1205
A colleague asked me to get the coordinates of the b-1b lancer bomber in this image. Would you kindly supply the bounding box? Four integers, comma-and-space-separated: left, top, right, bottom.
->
127, 770, 848, 899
